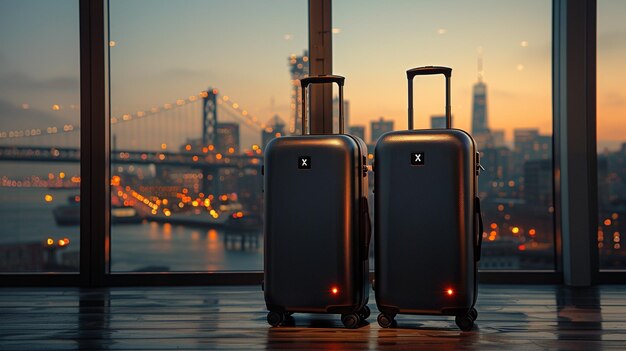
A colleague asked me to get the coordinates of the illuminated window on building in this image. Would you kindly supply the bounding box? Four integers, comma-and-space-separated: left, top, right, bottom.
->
597, 0, 626, 270
334, 0, 554, 269
0, 1, 80, 272
108, 0, 306, 271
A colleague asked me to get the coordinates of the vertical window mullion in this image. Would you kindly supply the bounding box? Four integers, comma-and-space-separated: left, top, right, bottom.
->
552, 0, 598, 286
79, 0, 109, 287
308, 0, 333, 134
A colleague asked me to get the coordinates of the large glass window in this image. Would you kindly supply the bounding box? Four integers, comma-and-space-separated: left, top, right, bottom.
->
597, 0, 626, 270
0, 1, 80, 272
108, 0, 306, 272
333, 0, 554, 269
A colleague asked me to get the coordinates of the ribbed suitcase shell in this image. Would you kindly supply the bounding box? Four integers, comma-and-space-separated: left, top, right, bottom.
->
263, 76, 371, 327
374, 67, 481, 329
264, 135, 370, 314
374, 129, 477, 316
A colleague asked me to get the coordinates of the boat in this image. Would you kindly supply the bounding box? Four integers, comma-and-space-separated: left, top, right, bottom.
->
53, 195, 142, 226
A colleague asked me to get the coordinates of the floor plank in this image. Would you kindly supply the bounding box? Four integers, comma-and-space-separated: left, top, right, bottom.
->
1, 285, 625, 350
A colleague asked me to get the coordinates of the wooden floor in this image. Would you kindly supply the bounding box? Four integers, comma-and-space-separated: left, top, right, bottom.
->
1, 285, 626, 350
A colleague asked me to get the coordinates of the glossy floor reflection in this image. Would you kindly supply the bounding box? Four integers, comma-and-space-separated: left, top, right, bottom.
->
1, 285, 625, 350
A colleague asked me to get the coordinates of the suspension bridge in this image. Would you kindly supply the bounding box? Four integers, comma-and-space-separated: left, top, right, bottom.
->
0, 87, 276, 218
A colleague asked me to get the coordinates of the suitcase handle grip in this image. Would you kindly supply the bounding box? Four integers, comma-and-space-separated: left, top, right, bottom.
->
300, 75, 345, 135
407, 66, 452, 130
300, 75, 345, 87
407, 66, 451, 79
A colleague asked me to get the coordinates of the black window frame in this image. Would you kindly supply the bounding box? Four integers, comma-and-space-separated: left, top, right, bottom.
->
3, 0, 624, 287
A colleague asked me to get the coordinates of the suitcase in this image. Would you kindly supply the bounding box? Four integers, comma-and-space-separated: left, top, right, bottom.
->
263, 75, 372, 329
373, 66, 484, 331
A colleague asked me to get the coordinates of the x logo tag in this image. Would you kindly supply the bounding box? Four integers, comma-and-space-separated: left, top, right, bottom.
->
411, 152, 424, 166
298, 156, 311, 169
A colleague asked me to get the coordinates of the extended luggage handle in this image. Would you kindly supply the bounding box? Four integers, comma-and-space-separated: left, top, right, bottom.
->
406, 66, 452, 130
300, 75, 345, 135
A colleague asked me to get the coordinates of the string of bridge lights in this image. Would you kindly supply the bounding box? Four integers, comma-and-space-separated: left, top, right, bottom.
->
0, 89, 266, 139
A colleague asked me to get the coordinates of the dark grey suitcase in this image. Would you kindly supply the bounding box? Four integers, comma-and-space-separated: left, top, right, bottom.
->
263, 75, 371, 329
374, 66, 484, 331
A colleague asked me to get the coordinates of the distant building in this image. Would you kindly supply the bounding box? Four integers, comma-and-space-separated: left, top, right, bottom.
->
491, 129, 505, 148
430, 115, 446, 129
262, 115, 286, 149
349, 125, 366, 141
524, 159, 552, 206
216, 122, 240, 154
511, 128, 551, 180
370, 117, 394, 144
479, 147, 511, 197
514, 128, 551, 161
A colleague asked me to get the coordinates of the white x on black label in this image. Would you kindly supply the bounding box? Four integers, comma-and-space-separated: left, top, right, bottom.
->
411, 152, 425, 166
298, 156, 311, 169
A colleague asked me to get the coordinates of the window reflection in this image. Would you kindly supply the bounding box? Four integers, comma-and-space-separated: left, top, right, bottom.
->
108, 0, 306, 271
0, 0, 80, 272
597, 0, 626, 270
333, 0, 554, 269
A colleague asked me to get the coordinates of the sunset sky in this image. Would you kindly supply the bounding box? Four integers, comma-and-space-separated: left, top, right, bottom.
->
0, 0, 624, 150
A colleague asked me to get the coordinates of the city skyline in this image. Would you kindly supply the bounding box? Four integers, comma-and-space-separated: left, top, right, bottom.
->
1, 1, 625, 151
1, 1, 626, 272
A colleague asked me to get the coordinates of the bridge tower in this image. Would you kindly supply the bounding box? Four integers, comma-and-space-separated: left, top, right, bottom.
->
203, 88, 218, 147
202, 88, 219, 196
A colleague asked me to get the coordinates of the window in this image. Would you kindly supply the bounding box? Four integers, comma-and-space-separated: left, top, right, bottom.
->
108, 0, 306, 272
597, 0, 626, 270
333, 0, 554, 269
0, 0, 80, 272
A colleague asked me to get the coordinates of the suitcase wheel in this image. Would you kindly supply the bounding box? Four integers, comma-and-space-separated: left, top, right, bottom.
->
377, 313, 395, 328
358, 305, 371, 320
455, 314, 474, 331
469, 307, 478, 321
341, 313, 361, 329
267, 311, 286, 327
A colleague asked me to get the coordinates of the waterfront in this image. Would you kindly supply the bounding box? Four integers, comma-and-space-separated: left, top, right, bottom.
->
0, 187, 263, 272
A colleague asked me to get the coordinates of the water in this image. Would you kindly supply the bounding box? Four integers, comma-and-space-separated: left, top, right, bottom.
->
0, 187, 263, 272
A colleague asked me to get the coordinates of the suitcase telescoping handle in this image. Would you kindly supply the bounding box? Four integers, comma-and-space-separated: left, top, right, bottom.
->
300, 75, 345, 135
406, 66, 452, 130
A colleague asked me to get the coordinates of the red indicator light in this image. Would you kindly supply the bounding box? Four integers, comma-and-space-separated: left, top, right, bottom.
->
446, 288, 454, 296
331, 287, 339, 295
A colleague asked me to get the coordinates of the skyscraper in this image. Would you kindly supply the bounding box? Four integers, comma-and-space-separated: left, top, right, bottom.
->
471, 80, 488, 135
370, 117, 394, 144
471, 56, 493, 148
288, 51, 309, 135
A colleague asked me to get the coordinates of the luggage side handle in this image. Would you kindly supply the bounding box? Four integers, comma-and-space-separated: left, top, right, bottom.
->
475, 196, 484, 261
360, 197, 372, 260
406, 66, 452, 130
300, 75, 345, 135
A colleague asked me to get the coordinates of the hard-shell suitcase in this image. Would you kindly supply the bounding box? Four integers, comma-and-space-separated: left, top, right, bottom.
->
373, 66, 484, 331
263, 75, 372, 329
